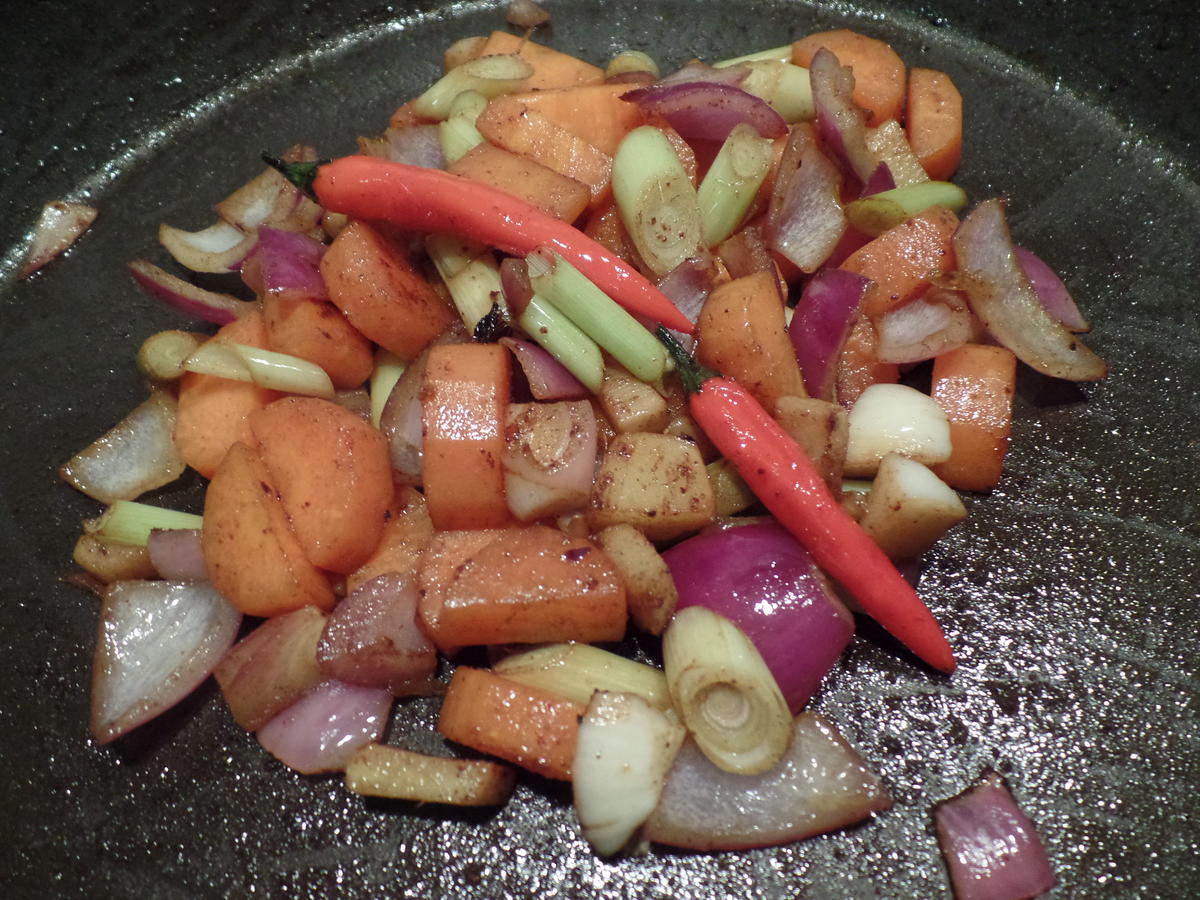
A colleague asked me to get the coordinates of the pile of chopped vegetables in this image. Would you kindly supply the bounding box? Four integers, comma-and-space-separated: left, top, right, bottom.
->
52, 12, 1103, 897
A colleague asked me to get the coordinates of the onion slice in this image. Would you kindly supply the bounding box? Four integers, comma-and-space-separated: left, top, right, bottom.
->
158, 220, 257, 273
876, 290, 974, 364
500, 338, 589, 400
935, 772, 1057, 900
809, 48, 879, 183
623, 81, 788, 142
90, 580, 241, 744
256, 680, 392, 774
240, 226, 328, 302
768, 137, 846, 273
20, 201, 97, 278
128, 259, 249, 324
788, 268, 871, 400
644, 712, 891, 851
1014, 245, 1090, 332
954, 199, 1105, 381
146, 528, 208, 580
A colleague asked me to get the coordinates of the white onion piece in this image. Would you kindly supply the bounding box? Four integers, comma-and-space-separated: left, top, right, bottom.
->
158, 220, 257, 273
769, 140, 846, 273
644, 712, 890, 850
936, 772, 1057, 900
90, 580, 241, 744
844, 383, 952, 478
954, 199, 1105, 381
146, 528, 208, 580
573, 691, 685, 856
20, 200, 97, 278
128, 259, 248, 325
503, 400, 597, 521
256, 680, 392, 774
59, 389, 185, 504
876, 291, 973, 364
215, 168, 297, 231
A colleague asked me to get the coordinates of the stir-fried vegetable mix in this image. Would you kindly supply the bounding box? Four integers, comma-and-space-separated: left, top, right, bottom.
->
58, 12, 1087, 891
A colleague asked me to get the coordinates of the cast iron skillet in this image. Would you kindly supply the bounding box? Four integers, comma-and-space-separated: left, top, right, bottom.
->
1, 1, 1196, 897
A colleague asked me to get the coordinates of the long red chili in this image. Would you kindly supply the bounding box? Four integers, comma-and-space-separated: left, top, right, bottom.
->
660, 328, 956, 673
267, 155, 694, 334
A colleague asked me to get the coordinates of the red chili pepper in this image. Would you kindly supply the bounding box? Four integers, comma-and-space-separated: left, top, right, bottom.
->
659, 328, 956, 673
266, 155, 694, 334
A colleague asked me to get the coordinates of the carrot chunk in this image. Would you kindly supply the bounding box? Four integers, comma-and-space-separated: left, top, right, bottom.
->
931, 344, 1017, 492
477, 31, 604, 90
906, 67, 963, 181
438, 666, 585, 780
262, 294, 374, 390
792, 29, 907, 127
505, 83, 644, 155
345, 484, 434, 594
448, 142, 591, 223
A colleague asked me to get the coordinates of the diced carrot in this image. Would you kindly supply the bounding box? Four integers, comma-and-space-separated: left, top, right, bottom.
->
346, 484, 434, 594
321, 220, 457, 361
792, 29, 907, 127
421, 343, 512, 530
476, 95, 613, 205
388, 100, 434, 130
930, 343, 1017, 492
839, 206, 959, 318
417, 529, 508, 652
448, 142, 591, 223
438, 666, 585, 780
174, 309, 280, 478
506, 83, 644, 155
247, 397, 392, 574
262, 295, 374, 390
477, 31, 605, 90
201, 442, 334, 616
428, 525, 627, 647
696, 271, 808, 410
835, 314, 899, 408
906, 67, 963, 181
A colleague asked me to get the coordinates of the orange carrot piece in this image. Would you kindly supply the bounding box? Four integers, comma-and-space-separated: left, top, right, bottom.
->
345, 484, 434, 594
906, 67, 963, 181
477, 31, 604, 90
792, 29, 907, 127
248, 397, 392, 574
438, 666, 585, 780
389, 100, 434, 130
174, 310, 280, 478
262, 295, 374, 390
835, 314, 899, 408
431, 525, 627, 647
476, 95, 613, 205
506, 83, 644, 156
696, 271, 809, 411
417, 529, 508, 652
201, 441, 334, 616
839, 206, 959, 318
320, 219, 457, 361
448, 142, 591, 223
930, 344, 1017, 492
421, 343, 512, 530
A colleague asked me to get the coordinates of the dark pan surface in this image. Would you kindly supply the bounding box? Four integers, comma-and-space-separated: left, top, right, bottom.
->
1, 1, 1196, 897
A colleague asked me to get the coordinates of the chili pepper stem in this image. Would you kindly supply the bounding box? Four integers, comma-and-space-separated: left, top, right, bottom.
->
655, 326, 713, 394
262, 154, 328, 200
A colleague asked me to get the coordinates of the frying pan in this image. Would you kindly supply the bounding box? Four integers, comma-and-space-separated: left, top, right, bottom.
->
1, 1, 1196, 896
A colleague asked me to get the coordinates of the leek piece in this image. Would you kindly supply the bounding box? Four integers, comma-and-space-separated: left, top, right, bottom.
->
696, 123, 775, 247
517, 294, 604, 393
611, 126, 702, 277
662, 606, 792, 775
526, 250, 666, 383
369, 349, 406, 428
426, 234, 505, 330
438, 89, 487, 163
345, 744, 515, 806
605, 49, 660, 79
137, 330, 201, 382
410, 53, 533, 120
845, 181, 969, 237
713, 44, 794, 67
92, 500, 203, 546
494, 643, 672, 710
740, 60, 815, 122
706, 458, 757, 517
182, 341, 336, 398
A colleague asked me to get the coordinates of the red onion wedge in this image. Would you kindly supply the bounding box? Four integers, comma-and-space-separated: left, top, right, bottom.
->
935, 772, 1057, 900
256, 680, 392, 775
954, 200, 1105, 381
240, 226, 329, 302
158, 219, 257, 273
623, 81, 788, 142
644, 711, 890, 850
768, 137, 847, 273
146, 528, 208, 581
500, 338, 589, 400
59, 389, 185, 504
876, 289, 974, 364
20, 200, 97, 278
810, 48, 879, 183
655, 255, 720, 350
503, 400, 598, 521
362, 125, 448, 170
663, 521, 854, 712
789, 268, 871, 401
859, 161, 897, 197
90, 580, 241, 744
316, 573, 438, 694
128, 259, 249, 325
1014, 245, 1089, 332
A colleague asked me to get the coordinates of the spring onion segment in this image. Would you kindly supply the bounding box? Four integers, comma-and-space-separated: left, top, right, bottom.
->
438, 89, 488, 163
427, 234, 505, 330
572, 691, 686, 855
516, 294, 605, 392
345, 744, 516, 806
663, 606, 792, 775
846, 181, 968, 237
606, 49, 660, 79
137, 330, 202, 382
411, 53, 533, 120
713, 44, 794, 68
91, 501, 204, 547
612, 126, 702, 276
494, 643, 672, 709
697, 123, 774, 247
739, 61, 815, 122
369, 349, 406, 428
183, 340, 336, 399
